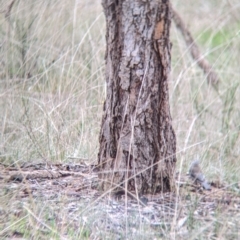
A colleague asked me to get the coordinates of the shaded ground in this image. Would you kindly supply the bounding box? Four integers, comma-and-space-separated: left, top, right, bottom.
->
0, 162, 239, 239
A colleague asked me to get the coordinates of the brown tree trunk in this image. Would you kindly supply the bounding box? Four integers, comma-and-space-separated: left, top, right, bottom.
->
98, 0, 176, 194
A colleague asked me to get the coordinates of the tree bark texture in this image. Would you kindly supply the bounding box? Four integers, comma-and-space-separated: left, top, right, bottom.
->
98, 0, 176, 194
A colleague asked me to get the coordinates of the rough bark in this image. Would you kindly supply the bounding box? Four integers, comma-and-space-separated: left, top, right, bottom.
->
98, 0, 176, 194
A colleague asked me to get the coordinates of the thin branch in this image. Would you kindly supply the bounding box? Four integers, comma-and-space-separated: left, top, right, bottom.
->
172, 7, 220, 88
5, 0, 16, 19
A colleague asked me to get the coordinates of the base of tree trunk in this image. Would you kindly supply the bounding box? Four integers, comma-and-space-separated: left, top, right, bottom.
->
98, 0, 176, 194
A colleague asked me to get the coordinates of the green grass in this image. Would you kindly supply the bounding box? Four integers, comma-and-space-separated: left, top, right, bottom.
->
0, 0, 240, 239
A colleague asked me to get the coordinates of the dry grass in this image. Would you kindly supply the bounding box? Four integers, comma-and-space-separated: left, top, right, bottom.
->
0, 0, 105, 164
0, 0, 239, 239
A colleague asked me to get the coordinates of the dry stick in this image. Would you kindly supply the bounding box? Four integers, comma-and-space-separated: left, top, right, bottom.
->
172, 7, 220, 88
5, 0, 16, 19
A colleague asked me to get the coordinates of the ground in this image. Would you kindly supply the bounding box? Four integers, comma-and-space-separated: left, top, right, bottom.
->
0, 161, 239, 239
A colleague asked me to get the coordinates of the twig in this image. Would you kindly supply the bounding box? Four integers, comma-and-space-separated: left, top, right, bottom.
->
5, 0, 16, 19
172, 6, 220, 88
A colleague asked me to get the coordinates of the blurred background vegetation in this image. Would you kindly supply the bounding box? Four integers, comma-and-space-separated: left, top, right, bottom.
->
0, 0, 239, 186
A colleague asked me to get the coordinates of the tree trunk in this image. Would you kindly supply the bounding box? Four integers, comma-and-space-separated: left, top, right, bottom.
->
98, 0, 176, 194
